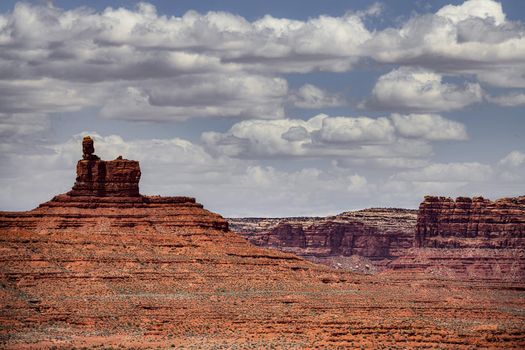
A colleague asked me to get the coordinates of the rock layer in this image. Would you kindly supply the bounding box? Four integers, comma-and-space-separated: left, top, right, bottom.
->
416, 195, 525, 249
1, 138, 524, 348
69, 159, 141, 197
229, 199, 525, 280
229, 208, 417, 261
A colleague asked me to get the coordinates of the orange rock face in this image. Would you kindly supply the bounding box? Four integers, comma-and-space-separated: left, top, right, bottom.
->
1, 139, 524, 348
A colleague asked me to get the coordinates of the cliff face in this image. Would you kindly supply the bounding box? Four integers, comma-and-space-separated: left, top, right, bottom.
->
69, 158, 141, 197
416, 196, 525, 248
229, 199, 525, 279
229, 208, 418, 261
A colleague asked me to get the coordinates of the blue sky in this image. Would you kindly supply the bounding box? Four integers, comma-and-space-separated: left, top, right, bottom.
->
0, 0, 524, 216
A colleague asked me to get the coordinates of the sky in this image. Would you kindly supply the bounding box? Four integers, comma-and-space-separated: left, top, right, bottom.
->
0, 0, 524, 217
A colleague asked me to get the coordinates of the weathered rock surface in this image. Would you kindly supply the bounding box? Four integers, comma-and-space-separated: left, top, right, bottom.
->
229, 199, 525, 280
416, 195, 525, 248
68, 159, 141, 197
1, 138, 524, 348
229, 208, 417, 261
69, 136, 141, 197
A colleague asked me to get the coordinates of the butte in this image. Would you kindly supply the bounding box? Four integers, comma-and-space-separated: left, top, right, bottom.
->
1, 137, 524, 348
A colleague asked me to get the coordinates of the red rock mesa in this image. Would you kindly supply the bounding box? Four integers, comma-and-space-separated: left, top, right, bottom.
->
230, 197, 525, 279
1, 137, 524, 348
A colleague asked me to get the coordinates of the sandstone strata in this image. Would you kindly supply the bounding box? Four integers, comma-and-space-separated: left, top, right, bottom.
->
229, 208, 417, 262
1, 139, 524, 348
230, 198, 525, 280
416, 195, 525, 248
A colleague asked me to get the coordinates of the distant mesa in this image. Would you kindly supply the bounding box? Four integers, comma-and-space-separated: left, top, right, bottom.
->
416, 195, 525, 249
230, 195, 525, 279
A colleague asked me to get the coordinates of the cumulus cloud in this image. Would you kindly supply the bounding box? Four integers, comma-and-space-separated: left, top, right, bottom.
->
290, 84, 345, 109
367, 67, 483, 112
0, 113, 49, 139
100, 74, 288, 121
0, 132, 377, 216
499, 151, 525, 167
0, 2, 371, 127
335, 157, 430, 170
364, 0, 525, 88
0, 1, 524, 215
317, 116, 395, 143
390, 113, 468, 140
202, 113, 466, 160
0, 2, 370, 76
1, 131, 521, 216
0, 0, 523, 132
393, 162, 493, 182
486, 92, 525, 107
476, 67, 525, 88
436, 0, 506, 25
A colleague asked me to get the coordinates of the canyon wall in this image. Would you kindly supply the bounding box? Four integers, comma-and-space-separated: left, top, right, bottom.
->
229, 208, 417, 261
229, 197, 525, 279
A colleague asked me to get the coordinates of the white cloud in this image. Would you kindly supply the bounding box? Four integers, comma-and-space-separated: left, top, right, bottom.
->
499, 151, 525, 167
0, 113, 49, 139
486, 92, 525, 107
290, 84, 345, 109
0, 2, 371, 126
390, 113, 468, 140
436, 0, 506, 25
335, 157, 430, 170
476, 67, 525, 88
0, 132, 377, 216
364, 0, 525, 88
0, 79, 101, 114
0, 0, 523, 133
393, 162, 493, 182
1, 131, 522, 216
347, 174, 370, 193
100, 73, 288, 121
367, 67, 483, 112
317, 116, 395, 143
202, 113, 466, 160
0, 2, 371, 76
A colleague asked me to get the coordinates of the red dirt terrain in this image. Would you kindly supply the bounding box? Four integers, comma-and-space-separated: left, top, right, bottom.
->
1, 138, 524, 348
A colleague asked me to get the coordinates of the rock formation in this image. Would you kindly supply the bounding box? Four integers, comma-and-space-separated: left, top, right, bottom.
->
1, 137, 524, 348
229, 208, 417, 262
230, 198, 525, 279
69, 136, 141, 197
81, 136, 99, 160
416, 195, 525, 248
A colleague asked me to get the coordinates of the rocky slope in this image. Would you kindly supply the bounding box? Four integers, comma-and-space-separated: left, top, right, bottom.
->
1, 138, 524, 348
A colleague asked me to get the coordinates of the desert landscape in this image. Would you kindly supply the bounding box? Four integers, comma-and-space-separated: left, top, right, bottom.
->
1, 0, 525, 348
1, 138, 524, 348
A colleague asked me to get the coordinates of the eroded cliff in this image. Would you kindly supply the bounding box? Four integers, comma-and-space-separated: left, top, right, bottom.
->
416, 195, 525, 248
229, 197, 525, 279
229, 208, 417, 261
